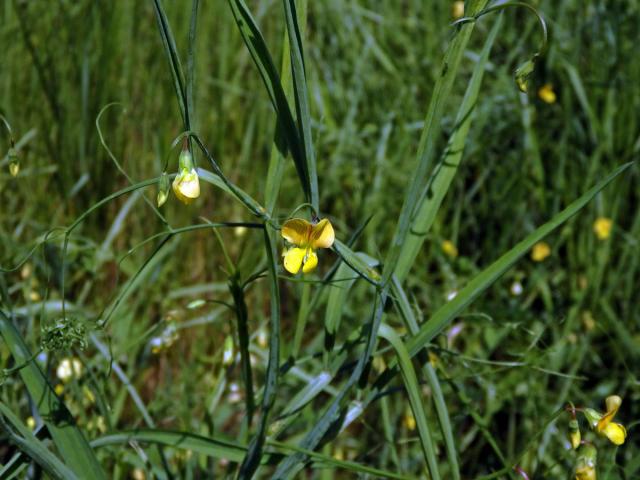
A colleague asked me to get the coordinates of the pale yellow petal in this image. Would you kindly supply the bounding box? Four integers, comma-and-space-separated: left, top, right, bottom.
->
283, 247, 306, 274
311, 219, 335, 249
282, 219, 312, 246
602, 422, 626, 445
172, 169, 200, 204
597, 394, 622, 431
302, 250, 318, 273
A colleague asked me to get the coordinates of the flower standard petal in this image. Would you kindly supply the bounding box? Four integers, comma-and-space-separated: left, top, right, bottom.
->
302, 250, 318, 273
282, 219, 312, 246
283, 247, 307, 274
311, 219, 335, 249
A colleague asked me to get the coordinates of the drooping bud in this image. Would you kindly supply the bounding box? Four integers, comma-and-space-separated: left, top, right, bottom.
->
574, 444, 597, 480
222, 335, 235, 366
514, 56, 538, 93
8, 147, 19, 177
569, 419, 581, 450
157, 171, 170, 207
172, 148, 200, 204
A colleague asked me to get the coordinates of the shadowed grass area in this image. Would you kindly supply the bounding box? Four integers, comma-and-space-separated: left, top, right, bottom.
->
1, 1, 639, 478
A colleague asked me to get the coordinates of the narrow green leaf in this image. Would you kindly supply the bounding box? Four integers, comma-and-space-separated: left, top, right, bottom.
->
0, 403, 78, 480
332, 240, 380, 286
395, 13, 502, 282
282, 0, 318, 210
227, 0, 310, 203
152, 0, 190, 129
91, 429, 246, 463
0, 311, 106, 479
378, 324, 440, 480
405, 161, 635, 357
237, 226, 281, 478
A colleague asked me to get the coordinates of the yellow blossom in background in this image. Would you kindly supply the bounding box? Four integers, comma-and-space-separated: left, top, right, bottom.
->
403, 411, 416, 431
172, 149, 200, 204
593, 217, 613, 240
132, 468, 146, 480
54, 384, 64, 395
26, 416, 36, 430
452, 1, 465, 19
281, 218, 335, 274
531, 242, 551, 262
595, 395, 627, 445
441, 239, 458, 258
538, 83, 557, 104
56, 358, 82, 383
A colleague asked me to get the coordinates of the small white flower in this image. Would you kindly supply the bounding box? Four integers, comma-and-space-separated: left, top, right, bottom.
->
510, 281, 523, 296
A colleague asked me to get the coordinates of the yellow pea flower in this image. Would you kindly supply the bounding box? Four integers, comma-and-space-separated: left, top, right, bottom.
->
538, 83, 557, 104
172, 149, 200, 204
596, 395, 627, 445
531, 241, 551, 262
441, 240, 458, 258
593, 217, 612, 240
583, 395, 627, 446
281, 218, 335, 274
452, 1, 465, 19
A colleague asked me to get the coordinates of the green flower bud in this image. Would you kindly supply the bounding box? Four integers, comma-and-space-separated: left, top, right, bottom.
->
157, 171, 170, 207
8, 147, 19, 177
514, 56, 538, 93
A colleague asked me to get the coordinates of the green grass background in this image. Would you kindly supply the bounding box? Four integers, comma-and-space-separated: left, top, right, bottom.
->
1, 0, 639, 478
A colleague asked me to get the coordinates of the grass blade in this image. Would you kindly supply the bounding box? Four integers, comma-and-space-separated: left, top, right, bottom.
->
237, 226, 281, 478
282, 0, 318, 210
394, 13, 502, 282
405, 161, 635, 357
378, 324, 441, 479
0, 403, 78, 480
0, 311, 107, 479
227, 0, 310, 203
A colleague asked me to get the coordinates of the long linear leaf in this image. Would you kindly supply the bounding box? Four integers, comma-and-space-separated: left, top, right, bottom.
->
395, 13, 502, 282
0, 311, 107, 479
0, 403, 78, 480
227, 0, 310, 202
282, 0, 318, 210
237, 227, 281, 478
378, 325, 441, 480
405, 161, 635, 357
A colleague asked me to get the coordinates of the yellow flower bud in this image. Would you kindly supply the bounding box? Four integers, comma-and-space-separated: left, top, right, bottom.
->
538, 83, 557, 104
593, 217, 613, 240
441, 240, 458, 258
452, 1, 465, 19
157, 171, 170, 207
172, 149, 200, 204
531, 242, 551, 262
8, 147, 19, 177
575, 444, 597, 480
569, 419, 581, 450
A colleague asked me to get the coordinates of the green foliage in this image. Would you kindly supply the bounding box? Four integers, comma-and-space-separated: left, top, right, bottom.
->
1, 1, 639, 479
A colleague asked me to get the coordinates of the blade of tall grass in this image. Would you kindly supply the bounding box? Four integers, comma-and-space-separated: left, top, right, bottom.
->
394, 13, 502, 282
226, 0, 310, 203
383, 0, 490, 286
282, 0, 318, 211
0, 311, 106, 479
152, 0, 190, 130
378, 324, 440, 479
391, 277, 459, 480
0, 403, 78, 480
405, 161, 635, 357
237, 226, 281, 478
